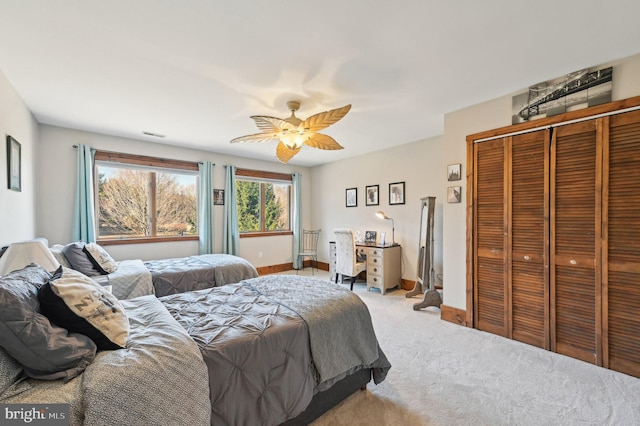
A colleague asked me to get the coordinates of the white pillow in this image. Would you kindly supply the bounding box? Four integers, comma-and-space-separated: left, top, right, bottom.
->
84, 243, 118, 274
49, 244, 72, 268
47, 267, 129, 348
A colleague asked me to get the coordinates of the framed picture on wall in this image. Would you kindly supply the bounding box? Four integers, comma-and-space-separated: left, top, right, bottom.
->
346, 187, 357, 207
389, 181, 405, 205
6, 136, 21, 192
447, 163, 461, 181
213, 189, 224, 205
447, 186, 462, 203
365, 184, 379, 206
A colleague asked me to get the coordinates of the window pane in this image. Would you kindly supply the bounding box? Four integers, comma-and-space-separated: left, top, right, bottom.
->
264, 183, 290, 231
96, 163, 198, 240
156, 172, 197, 236
236, 180, 261, 232
97, 167, 152, 238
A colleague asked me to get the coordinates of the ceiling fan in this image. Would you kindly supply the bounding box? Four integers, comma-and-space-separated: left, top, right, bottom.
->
230, 101, 351, 163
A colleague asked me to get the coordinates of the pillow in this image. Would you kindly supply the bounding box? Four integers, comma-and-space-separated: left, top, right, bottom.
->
38, 266, 129, 350
62, 242, 101, 276
0, 264, 96, 381
49, 244, 72, 268
83, 243, 118, 274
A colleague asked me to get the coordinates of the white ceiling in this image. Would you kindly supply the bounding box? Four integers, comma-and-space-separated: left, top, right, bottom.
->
1, 1, 639, 166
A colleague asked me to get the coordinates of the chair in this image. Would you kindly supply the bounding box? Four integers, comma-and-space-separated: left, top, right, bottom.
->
297, 229, 321, 275
333, 229, 367, 291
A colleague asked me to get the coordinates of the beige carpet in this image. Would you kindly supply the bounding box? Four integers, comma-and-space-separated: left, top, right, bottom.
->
289, 272, 640, 426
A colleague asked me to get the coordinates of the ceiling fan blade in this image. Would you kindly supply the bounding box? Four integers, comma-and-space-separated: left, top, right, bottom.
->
276, 141, 301, 163
302, 104, 351, 132
230, 132, 279, 143
305, 133, 344, 150
251, 116, 294, 133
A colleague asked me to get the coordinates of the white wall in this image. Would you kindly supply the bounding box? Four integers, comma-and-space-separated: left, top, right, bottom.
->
311, 136, 445, 283
0, 69, 39, 245
36, 125, 312, 265
442, 52, 640, 310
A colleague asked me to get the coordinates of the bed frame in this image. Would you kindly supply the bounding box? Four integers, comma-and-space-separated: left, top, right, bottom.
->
282, 368, 371, 425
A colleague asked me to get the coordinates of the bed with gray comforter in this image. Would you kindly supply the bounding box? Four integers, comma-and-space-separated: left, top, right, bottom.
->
144, 253, 258, 297
1, 274, 390, 425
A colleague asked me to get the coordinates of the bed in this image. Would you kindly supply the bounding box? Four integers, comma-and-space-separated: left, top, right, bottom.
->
49, 243, 258, 299
0, 267, 390, 426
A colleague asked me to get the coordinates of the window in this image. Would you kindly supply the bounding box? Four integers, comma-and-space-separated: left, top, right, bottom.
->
235, 169, 292, 236
94, 151, 199, 244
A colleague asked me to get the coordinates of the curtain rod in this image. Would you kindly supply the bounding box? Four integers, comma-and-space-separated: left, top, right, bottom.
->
72, 145, 212, 165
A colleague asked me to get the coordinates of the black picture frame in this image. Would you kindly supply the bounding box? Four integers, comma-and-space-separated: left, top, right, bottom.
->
365, 184, 379, 206
364, 230, 377, 244
345, 187, 357, 207
6, 135, 21, 192
213, 189, 224, 205
389, 181, 405, 205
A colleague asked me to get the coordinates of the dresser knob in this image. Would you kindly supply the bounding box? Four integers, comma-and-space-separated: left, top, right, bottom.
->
524, 255, 530, 260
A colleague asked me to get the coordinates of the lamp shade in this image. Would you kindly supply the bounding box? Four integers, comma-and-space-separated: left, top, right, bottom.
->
0, 240, 60, 275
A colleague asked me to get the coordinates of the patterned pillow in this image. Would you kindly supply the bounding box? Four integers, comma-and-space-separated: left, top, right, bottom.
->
38, 266, 129, 350
0, 264, 96, 381
83, 243, 118, 274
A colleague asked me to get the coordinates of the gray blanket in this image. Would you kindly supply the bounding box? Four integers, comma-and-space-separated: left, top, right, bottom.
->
1, 296, 211, 426
145, 254, 258, 296
244, 275, 391, 386
161, 276, 391, 426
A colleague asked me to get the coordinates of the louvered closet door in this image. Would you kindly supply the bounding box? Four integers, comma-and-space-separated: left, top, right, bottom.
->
604, 110, 640, 377
551, 120, 602, 364
510, 130, 549, 349
474, 138, 507, 336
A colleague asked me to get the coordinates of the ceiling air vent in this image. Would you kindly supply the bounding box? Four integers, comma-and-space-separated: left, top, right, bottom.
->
142, 131, 166, 138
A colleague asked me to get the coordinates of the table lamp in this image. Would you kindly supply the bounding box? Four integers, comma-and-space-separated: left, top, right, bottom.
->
375, 211, 395, 245
0, 240, 60, 275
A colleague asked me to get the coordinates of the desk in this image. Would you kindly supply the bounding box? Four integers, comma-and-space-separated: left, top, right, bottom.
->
329, 242, 401, 295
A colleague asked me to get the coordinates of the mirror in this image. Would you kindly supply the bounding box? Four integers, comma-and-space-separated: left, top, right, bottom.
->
406, 196, 442, 310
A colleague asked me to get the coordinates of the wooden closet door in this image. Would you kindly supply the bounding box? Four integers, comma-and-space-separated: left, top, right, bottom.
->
474, 138, 507, 336
604, 110, 640, 377
551, 119, 602, 364
510, 130, 549, 349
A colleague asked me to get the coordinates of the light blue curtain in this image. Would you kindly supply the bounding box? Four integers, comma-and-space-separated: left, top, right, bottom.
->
292, 173, 302, 269
223, 165, 239, 255
72, 144, 96, 243
198, 161, 214, 254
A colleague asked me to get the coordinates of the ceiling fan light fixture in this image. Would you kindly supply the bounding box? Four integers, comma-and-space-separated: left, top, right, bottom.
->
230, 100, 351, 163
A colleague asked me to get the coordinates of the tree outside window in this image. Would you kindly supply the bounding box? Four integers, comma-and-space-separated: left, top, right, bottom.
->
236, 178, 291, 234
94, 151, 199, 243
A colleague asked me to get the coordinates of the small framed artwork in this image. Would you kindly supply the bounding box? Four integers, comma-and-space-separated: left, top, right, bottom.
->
213, 189, 224, 205
389, 181, 405, 205
447, 163, 461, 181
6, 135, 21, 192
365, 184, 379, 206
346, 187, 357, 207
447, 186, 462, 203
364, 230, 377, 244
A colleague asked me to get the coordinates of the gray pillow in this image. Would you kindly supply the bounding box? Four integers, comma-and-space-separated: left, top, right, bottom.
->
0, 264, 97, 381
62, 242, 101, 276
